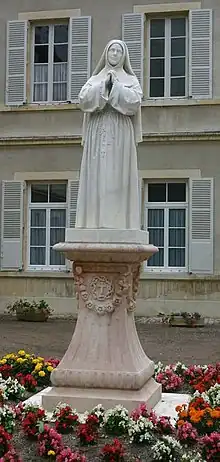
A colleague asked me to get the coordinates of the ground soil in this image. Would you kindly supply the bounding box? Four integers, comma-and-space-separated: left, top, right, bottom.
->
1, 316, 219, 460
0, 316, 219, 365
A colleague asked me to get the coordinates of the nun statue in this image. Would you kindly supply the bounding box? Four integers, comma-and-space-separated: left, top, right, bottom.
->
76, 39, 143, 230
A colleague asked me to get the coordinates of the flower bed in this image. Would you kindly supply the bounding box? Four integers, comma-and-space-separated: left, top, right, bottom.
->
0, 351, 219, 461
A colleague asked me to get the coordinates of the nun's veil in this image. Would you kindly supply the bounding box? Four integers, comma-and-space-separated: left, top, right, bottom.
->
81, 39, 142, 145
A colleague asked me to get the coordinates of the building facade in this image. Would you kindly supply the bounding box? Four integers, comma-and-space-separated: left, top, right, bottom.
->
0, 0, 219, 317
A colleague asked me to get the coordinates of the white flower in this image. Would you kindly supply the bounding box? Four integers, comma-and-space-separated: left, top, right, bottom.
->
128, 416, 154, 444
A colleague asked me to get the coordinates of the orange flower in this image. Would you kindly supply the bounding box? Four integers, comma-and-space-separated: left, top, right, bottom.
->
177, 419, 185, 426
176, 405, 182, 412
206, 419, 213, 427
179, 410, 188, 418
210, 409, 220, 419
190, 414, 201, 423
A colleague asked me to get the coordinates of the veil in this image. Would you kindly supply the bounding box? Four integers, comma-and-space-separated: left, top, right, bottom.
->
80, 39, 142, 145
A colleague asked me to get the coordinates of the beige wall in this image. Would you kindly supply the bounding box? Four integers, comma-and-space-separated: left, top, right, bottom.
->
1, 0, 220, 102
1, 273, 220, 318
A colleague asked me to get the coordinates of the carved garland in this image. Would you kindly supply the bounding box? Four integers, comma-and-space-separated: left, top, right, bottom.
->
73, 265, 131, 315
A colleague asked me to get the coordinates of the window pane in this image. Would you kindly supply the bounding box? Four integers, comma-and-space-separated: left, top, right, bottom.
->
148, 248, 164, 266
150, 59, 164, 77
53, 83, 67, 101
171, 77, 185, 96
148, 209, 164, 227
33, 83, 48, 102
150, 39, 165, 57
30, 209, 46, 227
149, 228, 164, 247
34, 45, 48, 63
31, 184, 48, 203
169, 209, 186, 227
169, 248, 185, 267
53, 63, 67, 82
30, 247, 46, 265
50, 227, 65, 246
34, 64, 48, 82
169, 229, 185, 247
53, 44, 68, 63
150, 79, 164, 97
54, 25, 68, 43
171, 18, 186, 37
49, 184, 66, 203
50, 209, 66, 227
171, 58, 185, 77
35, 26, 49, 44
148, 184, 166, 202
171, 38, 186, 57
150, 19, 165, 37
168, 183, 186, 202
30, 228, 46, 246
50, 248, 65, 266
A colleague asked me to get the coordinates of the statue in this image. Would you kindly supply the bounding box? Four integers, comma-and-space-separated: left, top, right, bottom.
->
75, 39, 143, 230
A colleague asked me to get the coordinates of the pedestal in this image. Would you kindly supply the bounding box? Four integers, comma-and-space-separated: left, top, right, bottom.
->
42, 229, 162, 412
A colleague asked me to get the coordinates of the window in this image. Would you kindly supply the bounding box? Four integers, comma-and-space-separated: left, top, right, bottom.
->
32, 24, 68, 103
28, 183, 67, 269
145, 181, 188, 271
148, 17, 187, 98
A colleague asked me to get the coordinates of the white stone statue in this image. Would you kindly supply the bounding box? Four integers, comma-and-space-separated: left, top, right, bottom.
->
76, 39, 143, 230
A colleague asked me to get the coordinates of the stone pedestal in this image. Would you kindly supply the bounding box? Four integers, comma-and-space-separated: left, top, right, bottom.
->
42, 229, 162, 412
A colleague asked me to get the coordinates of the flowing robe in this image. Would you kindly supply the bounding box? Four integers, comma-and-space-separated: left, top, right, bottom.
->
76, 75, 142, 229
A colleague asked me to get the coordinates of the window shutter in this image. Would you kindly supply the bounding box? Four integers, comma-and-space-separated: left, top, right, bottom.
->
1, 181, 24, 270
68, 16, 92, 102
6, 20, 27, 106
65, 180, 79, 271
67, 180, 79, 228
189, 178, 214, 274
189, 9, 213, 99
122, 13, 144, 87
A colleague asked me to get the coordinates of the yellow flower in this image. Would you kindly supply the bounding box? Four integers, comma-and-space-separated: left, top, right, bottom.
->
32, 359, 39, 364
37, 356, 44, 362
4, 354, 15, 359
25, 354, 31, 359
47, 366, 54, 372
38, 371, 45, 377
0, 359, 7, 364
16, 358, 25, 363
47, 450, 55, 456
34, 363, 42, 372
18, 350, 26, 356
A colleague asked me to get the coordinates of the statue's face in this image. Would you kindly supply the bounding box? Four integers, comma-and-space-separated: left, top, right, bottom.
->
107, 43, 123, 66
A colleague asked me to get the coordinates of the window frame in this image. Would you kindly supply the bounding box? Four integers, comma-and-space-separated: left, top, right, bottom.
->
30, 22, 69, 104
27, 182, 67, 271
147, 15, 189, 99
144, 180, 188, 272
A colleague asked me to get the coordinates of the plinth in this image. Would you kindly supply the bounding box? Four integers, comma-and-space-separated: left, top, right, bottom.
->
42, 229, 162, 412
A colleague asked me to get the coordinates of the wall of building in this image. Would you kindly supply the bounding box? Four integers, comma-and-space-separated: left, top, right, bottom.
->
1, 272, 220, 318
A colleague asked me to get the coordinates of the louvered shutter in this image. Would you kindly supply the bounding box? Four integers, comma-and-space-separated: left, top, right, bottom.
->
6, 20, 27, 106
67, 180, 79, 228
65, 180, 79, 271
189, 178, 214, 274
122, 13, 144, 87
68, 16, 92, 102
1, 181, 24, 270
189, 9, 213, 99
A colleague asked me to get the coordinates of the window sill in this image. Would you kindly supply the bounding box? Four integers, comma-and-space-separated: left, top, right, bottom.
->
0, 270, 72, 278
140, 271, 216, 280
1, 98, 220, 113
142, 98, 217, 107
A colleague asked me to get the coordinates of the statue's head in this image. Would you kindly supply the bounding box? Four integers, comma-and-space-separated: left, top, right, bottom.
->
107, 42, 124, 67
92, 39, 135, 77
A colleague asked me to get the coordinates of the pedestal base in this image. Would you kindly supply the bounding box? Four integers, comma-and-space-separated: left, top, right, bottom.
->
47, 230, 161, 413
42, 378, 161, 413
